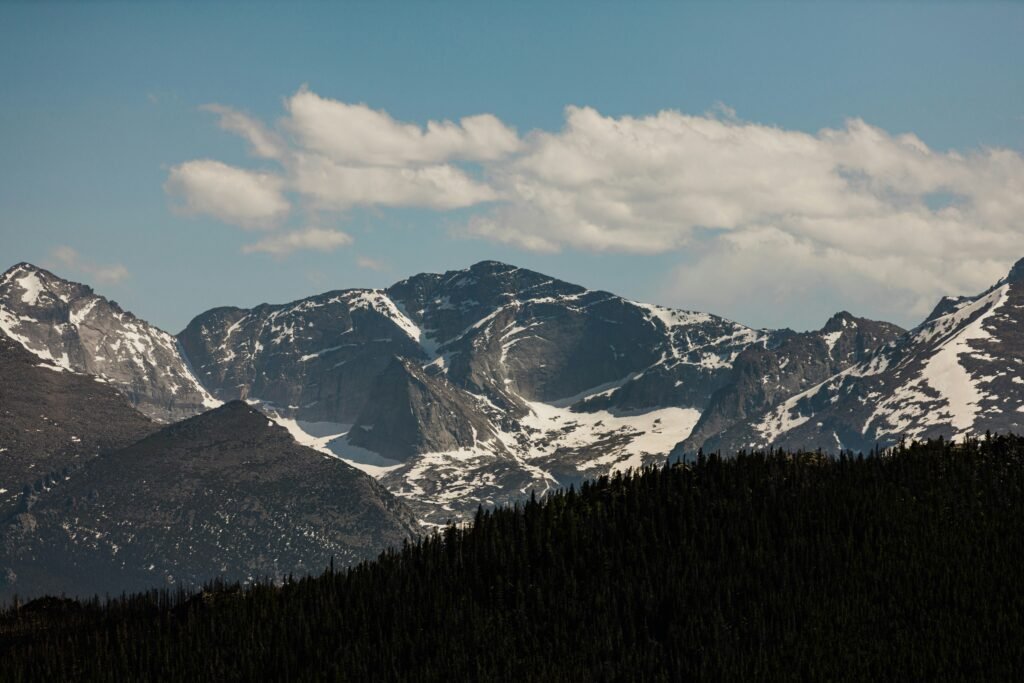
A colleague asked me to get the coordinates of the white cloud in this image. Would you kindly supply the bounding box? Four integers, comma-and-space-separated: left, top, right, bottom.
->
284, 86, 521, 165
169, 90, 509, 227
165, 159, 289, 229
201, 104, 286, 160
170, 89, 1024, 325
669, 227, 1010, 327
290, 156, 497, 210
51, 246, 130, 284
241, 228, 353, 256
465, 106, 1024, 324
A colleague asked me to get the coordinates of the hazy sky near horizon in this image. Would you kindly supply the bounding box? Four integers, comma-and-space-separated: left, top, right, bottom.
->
1, 2, 1022, 333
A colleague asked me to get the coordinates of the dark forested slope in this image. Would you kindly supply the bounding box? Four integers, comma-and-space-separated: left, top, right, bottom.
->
3, 436, 1024, 681
0, 402, 419, 600
0, 333, 154, 512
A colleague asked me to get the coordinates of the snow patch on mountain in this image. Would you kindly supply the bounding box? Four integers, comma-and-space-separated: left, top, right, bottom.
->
823, 330, 843, 355
0, 307, 73, 370
347, 290, 438, 355
633, 301, 714, 329
15, 271, 46, 305
524, 402, 701, 473
256, 403, 403, 477
918, 284, 1008, 435
0, 263, 219, 421
754, 387, 816, 445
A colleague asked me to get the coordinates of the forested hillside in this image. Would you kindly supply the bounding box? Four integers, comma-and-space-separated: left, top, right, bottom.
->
3, 436, 1024, 681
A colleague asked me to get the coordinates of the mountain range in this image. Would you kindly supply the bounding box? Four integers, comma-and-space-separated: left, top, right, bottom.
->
687, 259, 1024, 456
3, 257, 1024, 596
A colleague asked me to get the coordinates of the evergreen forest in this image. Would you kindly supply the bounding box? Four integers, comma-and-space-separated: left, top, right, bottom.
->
3, 435, 1024, 681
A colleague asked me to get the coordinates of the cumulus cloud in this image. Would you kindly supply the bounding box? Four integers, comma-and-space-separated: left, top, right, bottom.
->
241, 228, 353, 256
51, 246, 130, 284
290, 156, 497, 210
169, 88, 1024, 325
669, 228, 1010, 327
472, 106, 1006, 254
284, 87, 521, 165
165, 160, 289, 229
465, 106, 1024, 324
168, 90, 508, 227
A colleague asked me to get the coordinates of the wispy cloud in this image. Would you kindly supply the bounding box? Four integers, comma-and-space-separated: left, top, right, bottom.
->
51, 246, 130, 284
356, 256, 387, 271
241, 228, 353, 256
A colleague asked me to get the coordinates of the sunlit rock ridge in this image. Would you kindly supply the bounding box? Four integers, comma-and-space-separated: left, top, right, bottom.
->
15, 258, 1006, 523
682, 257, 1024, 457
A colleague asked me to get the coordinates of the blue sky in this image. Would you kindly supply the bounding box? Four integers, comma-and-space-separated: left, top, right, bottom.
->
1, 2, 1022, 333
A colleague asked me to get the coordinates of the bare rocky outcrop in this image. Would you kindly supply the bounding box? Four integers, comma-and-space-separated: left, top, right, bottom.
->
0, 263, 217, 422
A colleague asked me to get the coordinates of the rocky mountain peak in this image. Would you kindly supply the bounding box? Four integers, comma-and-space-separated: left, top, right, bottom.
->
822, 311, 858, 333
689, 255, 1024, 457
161, 399, 271, 436
1005, 256, 1024, 284
0, 263, 94, 311
923, 295, 972, 324
0, 262, 218, 422
467, 259, 519, 274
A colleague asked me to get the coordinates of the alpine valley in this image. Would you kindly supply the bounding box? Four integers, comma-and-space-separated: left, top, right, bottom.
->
3, 257, 1024, 598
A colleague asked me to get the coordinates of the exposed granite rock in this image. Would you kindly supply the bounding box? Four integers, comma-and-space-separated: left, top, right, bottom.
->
680, 259, 1024, 456
0, 263, 217, 421
680, 313, 904, 452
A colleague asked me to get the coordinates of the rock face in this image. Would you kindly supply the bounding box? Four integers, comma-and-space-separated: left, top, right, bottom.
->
178, 289, 424, 424
0, 402, 419, 600
0, 263, 218, 422
348, 358, 500, 462
0, 332, 154, 515
0, 259, 907, 524
680, 312, 905, 452
178, 261, 785, 521
687, 258, 1024, 456
387, 261, 764, 414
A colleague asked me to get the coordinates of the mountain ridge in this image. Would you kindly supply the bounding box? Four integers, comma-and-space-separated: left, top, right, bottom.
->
681, 257, 1024, 456
23, 257, 1021, 524
0, 400, 418, 600
0, 262, 218, 422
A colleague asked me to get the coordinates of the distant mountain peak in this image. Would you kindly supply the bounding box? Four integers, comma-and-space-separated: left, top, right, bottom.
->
1004, 256, 1024, 284
2, 261, 42, 278
0, 261, 218, 421
822, 311, 858, 331
694, 256, 1024, 456
0, 262, 94, 308
467, 259, 519, 273
139, 400, 284, 449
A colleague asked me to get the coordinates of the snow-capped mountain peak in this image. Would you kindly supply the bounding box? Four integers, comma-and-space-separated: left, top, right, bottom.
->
0, 263, 218, 422
692, 258, 1024, 455
177, 260, 897, 521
